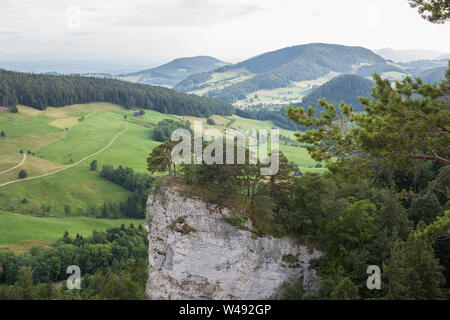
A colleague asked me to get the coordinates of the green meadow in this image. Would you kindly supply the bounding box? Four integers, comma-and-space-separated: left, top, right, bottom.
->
0, 102, 323, 252
0, 210, 142, 254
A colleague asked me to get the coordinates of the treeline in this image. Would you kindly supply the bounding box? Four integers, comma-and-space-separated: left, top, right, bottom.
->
100, 165, 152, 193
236, 107, 303, 131
174, 71, 213, 93
355, 63, 403, 77
0, 69, 235, 117
0, 225, 148, 300
153, 119, 192, 142
99, 165, 152, 219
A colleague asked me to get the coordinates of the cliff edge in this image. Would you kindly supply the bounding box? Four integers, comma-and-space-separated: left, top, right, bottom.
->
145, 185, 322, 300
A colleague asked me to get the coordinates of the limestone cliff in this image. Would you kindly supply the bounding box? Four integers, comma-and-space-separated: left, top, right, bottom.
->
145, 185, 322, 300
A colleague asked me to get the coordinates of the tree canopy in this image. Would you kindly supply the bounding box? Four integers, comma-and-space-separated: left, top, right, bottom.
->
409, 0, 450, 23
287, 66, 450, 177
153, 119, 192, 142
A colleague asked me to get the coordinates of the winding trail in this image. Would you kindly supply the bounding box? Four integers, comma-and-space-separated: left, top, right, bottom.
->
0, 153, 26, 175
0, 122, 128, 188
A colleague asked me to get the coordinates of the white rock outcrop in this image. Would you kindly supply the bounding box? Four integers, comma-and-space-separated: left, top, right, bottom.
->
145, 185, 322, 300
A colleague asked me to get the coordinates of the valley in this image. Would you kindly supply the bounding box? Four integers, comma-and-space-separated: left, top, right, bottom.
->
0, 0, 448, 303
0, 101, 321, 252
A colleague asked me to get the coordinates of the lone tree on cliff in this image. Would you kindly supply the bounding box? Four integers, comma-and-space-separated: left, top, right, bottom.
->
147, 140, 177, 178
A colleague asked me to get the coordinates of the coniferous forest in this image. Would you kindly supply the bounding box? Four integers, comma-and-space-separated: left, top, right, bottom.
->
0, 69, 235, 117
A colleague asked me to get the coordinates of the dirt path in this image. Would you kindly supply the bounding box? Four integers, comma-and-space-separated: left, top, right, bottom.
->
0, 122, 128, 188
0, 153, 26, 175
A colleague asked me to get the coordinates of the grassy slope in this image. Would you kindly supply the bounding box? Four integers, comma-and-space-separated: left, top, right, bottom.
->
0, 210, 142, 254
0, 165, 131, 216
0, 103, 175, 217
0, 102, 324, 252
36, 111, 127, 164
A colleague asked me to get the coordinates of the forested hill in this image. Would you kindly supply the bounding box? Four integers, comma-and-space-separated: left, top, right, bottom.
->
298, 74, 374, 113
118, 56, 230, 87
0, 69, 235, 117
232, 43, 385, 74
174, 43, 390, 103
415, 66, 447, 83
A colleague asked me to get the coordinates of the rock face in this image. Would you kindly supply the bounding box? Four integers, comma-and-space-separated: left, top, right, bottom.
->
145, 186, 322, 300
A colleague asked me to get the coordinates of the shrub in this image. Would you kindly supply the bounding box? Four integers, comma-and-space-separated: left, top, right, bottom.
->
226, 213, 246, 228
64, 204, 72, 215
90, 160, 98, 171
18, 170, 27, 179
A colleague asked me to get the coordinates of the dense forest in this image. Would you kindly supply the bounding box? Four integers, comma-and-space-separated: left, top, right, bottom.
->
176, 155, 449, 299
0, 225, 148, 300
0, 69, 235, 117
415, 67, 447, 83
297, 74, 374, 113
99, 164, 152, 219
153, 119, 192, 142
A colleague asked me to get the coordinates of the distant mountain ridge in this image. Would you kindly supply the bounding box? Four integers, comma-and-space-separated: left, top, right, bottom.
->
375, 48, 448, 62
415, 67, 447, 84
117, 56, 230, 87
174, 43, 394, 105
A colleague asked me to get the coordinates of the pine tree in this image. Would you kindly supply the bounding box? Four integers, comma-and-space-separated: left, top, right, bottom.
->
102, 202, 110, 219
147, 140, 177, 178
409, 0, 450, 23
384, 223, 445, 299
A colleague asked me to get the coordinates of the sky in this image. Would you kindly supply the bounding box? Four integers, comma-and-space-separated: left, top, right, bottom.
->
0, 0, 449, 68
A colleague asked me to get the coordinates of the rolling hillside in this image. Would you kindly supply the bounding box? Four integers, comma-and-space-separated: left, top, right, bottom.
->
0, 102, 320, 247
117, 56, 230, 87
415, 67, 447, 83
174, 43, 396, 106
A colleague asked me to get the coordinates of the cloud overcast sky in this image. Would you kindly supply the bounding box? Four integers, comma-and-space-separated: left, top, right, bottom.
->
0, 0, 449, 66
